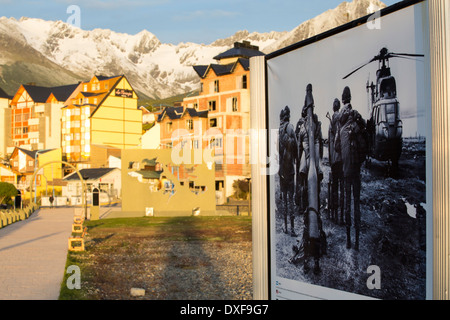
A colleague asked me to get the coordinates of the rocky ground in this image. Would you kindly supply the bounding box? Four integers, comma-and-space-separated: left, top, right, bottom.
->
274, 137, 427, 300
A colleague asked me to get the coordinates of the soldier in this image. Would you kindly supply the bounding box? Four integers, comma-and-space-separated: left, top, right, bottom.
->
295, 84, 323, 212
328, 98, 344, 225
278, 106, 298, 236
336, 86, 364, 250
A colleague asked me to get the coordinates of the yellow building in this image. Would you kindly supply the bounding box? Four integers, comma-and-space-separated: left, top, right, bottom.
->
61, 75, 142, 170
8, 147, 63, 201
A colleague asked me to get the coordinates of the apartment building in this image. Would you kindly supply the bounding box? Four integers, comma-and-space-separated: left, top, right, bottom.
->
61, 75, 142, 171
8, 83, 78, 153
181, 41, 264, 203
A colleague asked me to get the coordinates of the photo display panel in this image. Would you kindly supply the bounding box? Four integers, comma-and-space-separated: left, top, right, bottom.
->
266, 0, 432, 300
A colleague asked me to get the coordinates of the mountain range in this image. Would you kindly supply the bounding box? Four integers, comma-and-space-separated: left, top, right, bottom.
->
0, 0, 386, 100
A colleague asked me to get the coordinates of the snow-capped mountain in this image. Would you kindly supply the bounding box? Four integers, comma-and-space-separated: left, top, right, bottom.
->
0, 0, 386, 100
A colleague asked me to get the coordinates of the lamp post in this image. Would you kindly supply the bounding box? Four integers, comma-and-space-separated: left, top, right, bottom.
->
82, 175, 89, 220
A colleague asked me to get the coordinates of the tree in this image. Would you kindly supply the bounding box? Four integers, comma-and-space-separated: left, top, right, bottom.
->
0, 182, 18, 205
232, 179, 250, 200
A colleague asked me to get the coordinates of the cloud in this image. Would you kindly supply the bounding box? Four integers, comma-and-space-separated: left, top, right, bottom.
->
172, 9, 241, 22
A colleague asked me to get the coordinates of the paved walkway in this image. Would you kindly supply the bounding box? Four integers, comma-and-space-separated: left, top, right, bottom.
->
0, 207, 75, 300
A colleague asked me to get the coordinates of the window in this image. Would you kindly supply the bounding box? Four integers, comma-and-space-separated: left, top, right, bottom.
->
215, 181, 224, 191
242, 75, 248, 89
15, 114, 22, 122
194, 103, 198, 110
214, 80, 219, 92
208, 101, 216, 111
186, 119, 193, 130
209, 137, 222, 149
200, 83, 203, 93
166, 122, 173, 131
232, 97, 238, 112
193, 140, 199, 149
210, 118, 217, 128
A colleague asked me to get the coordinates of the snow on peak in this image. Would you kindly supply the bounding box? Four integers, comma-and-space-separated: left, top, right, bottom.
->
0, 0, 387, 99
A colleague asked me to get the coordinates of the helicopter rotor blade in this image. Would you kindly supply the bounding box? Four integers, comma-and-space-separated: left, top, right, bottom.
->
389, 54, 424, 62
389, 52, 425, 58
342, 57, 376, 79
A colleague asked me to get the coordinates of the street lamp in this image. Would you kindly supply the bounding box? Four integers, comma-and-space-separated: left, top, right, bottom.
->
82, 175, 89, 220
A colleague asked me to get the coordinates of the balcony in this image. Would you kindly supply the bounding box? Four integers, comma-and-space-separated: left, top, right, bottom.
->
34, 104, 45, 114
28, 118, 40, 126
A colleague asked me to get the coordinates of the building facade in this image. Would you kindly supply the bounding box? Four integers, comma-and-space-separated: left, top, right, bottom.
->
61, 75, 142, 170
0, 87, 12, 159
181, 41, 264, 203
8, 84, 78, 153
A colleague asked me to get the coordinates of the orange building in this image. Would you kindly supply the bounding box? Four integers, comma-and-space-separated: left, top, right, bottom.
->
180, 41, 264, 203
8, 83, 78, 153
158, 106, 209, 150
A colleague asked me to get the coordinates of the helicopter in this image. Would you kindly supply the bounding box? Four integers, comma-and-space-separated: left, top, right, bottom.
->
342, 47, 424, 172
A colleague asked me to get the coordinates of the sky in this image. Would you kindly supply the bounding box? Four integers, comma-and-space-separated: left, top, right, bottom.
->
0, 0, 401, 44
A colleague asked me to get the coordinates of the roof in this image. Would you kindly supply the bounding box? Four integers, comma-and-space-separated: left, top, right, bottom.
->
213, 41, 265, 61
157, 106, 185, 121
10, 147, 54, 160
194, 58, 250, 79
185, 108, 208, 118
64, 167, 118, 181
0, 87, 12, 100
193, 65, 209, 78
157, 106, 208, 122
50, 84, 80, 102
22, 85, 53, 103
21, 83, 79, 103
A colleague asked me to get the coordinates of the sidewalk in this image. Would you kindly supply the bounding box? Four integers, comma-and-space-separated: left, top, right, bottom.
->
0, 207, 75, 300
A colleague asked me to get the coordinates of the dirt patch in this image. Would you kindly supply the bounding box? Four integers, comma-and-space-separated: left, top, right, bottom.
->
67, 216, 253, 300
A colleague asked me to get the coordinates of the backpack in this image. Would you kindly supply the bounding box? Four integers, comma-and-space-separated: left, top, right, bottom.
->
279, 122, 296, 177
350, 111, 369, 164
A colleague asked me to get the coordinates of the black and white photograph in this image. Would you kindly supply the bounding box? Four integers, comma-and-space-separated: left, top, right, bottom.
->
267, 1, 431, 300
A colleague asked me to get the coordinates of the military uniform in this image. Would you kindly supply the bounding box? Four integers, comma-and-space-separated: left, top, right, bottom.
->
336, 87, 362, 250
279, 106, 298, 236
328, 99, 344, 224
